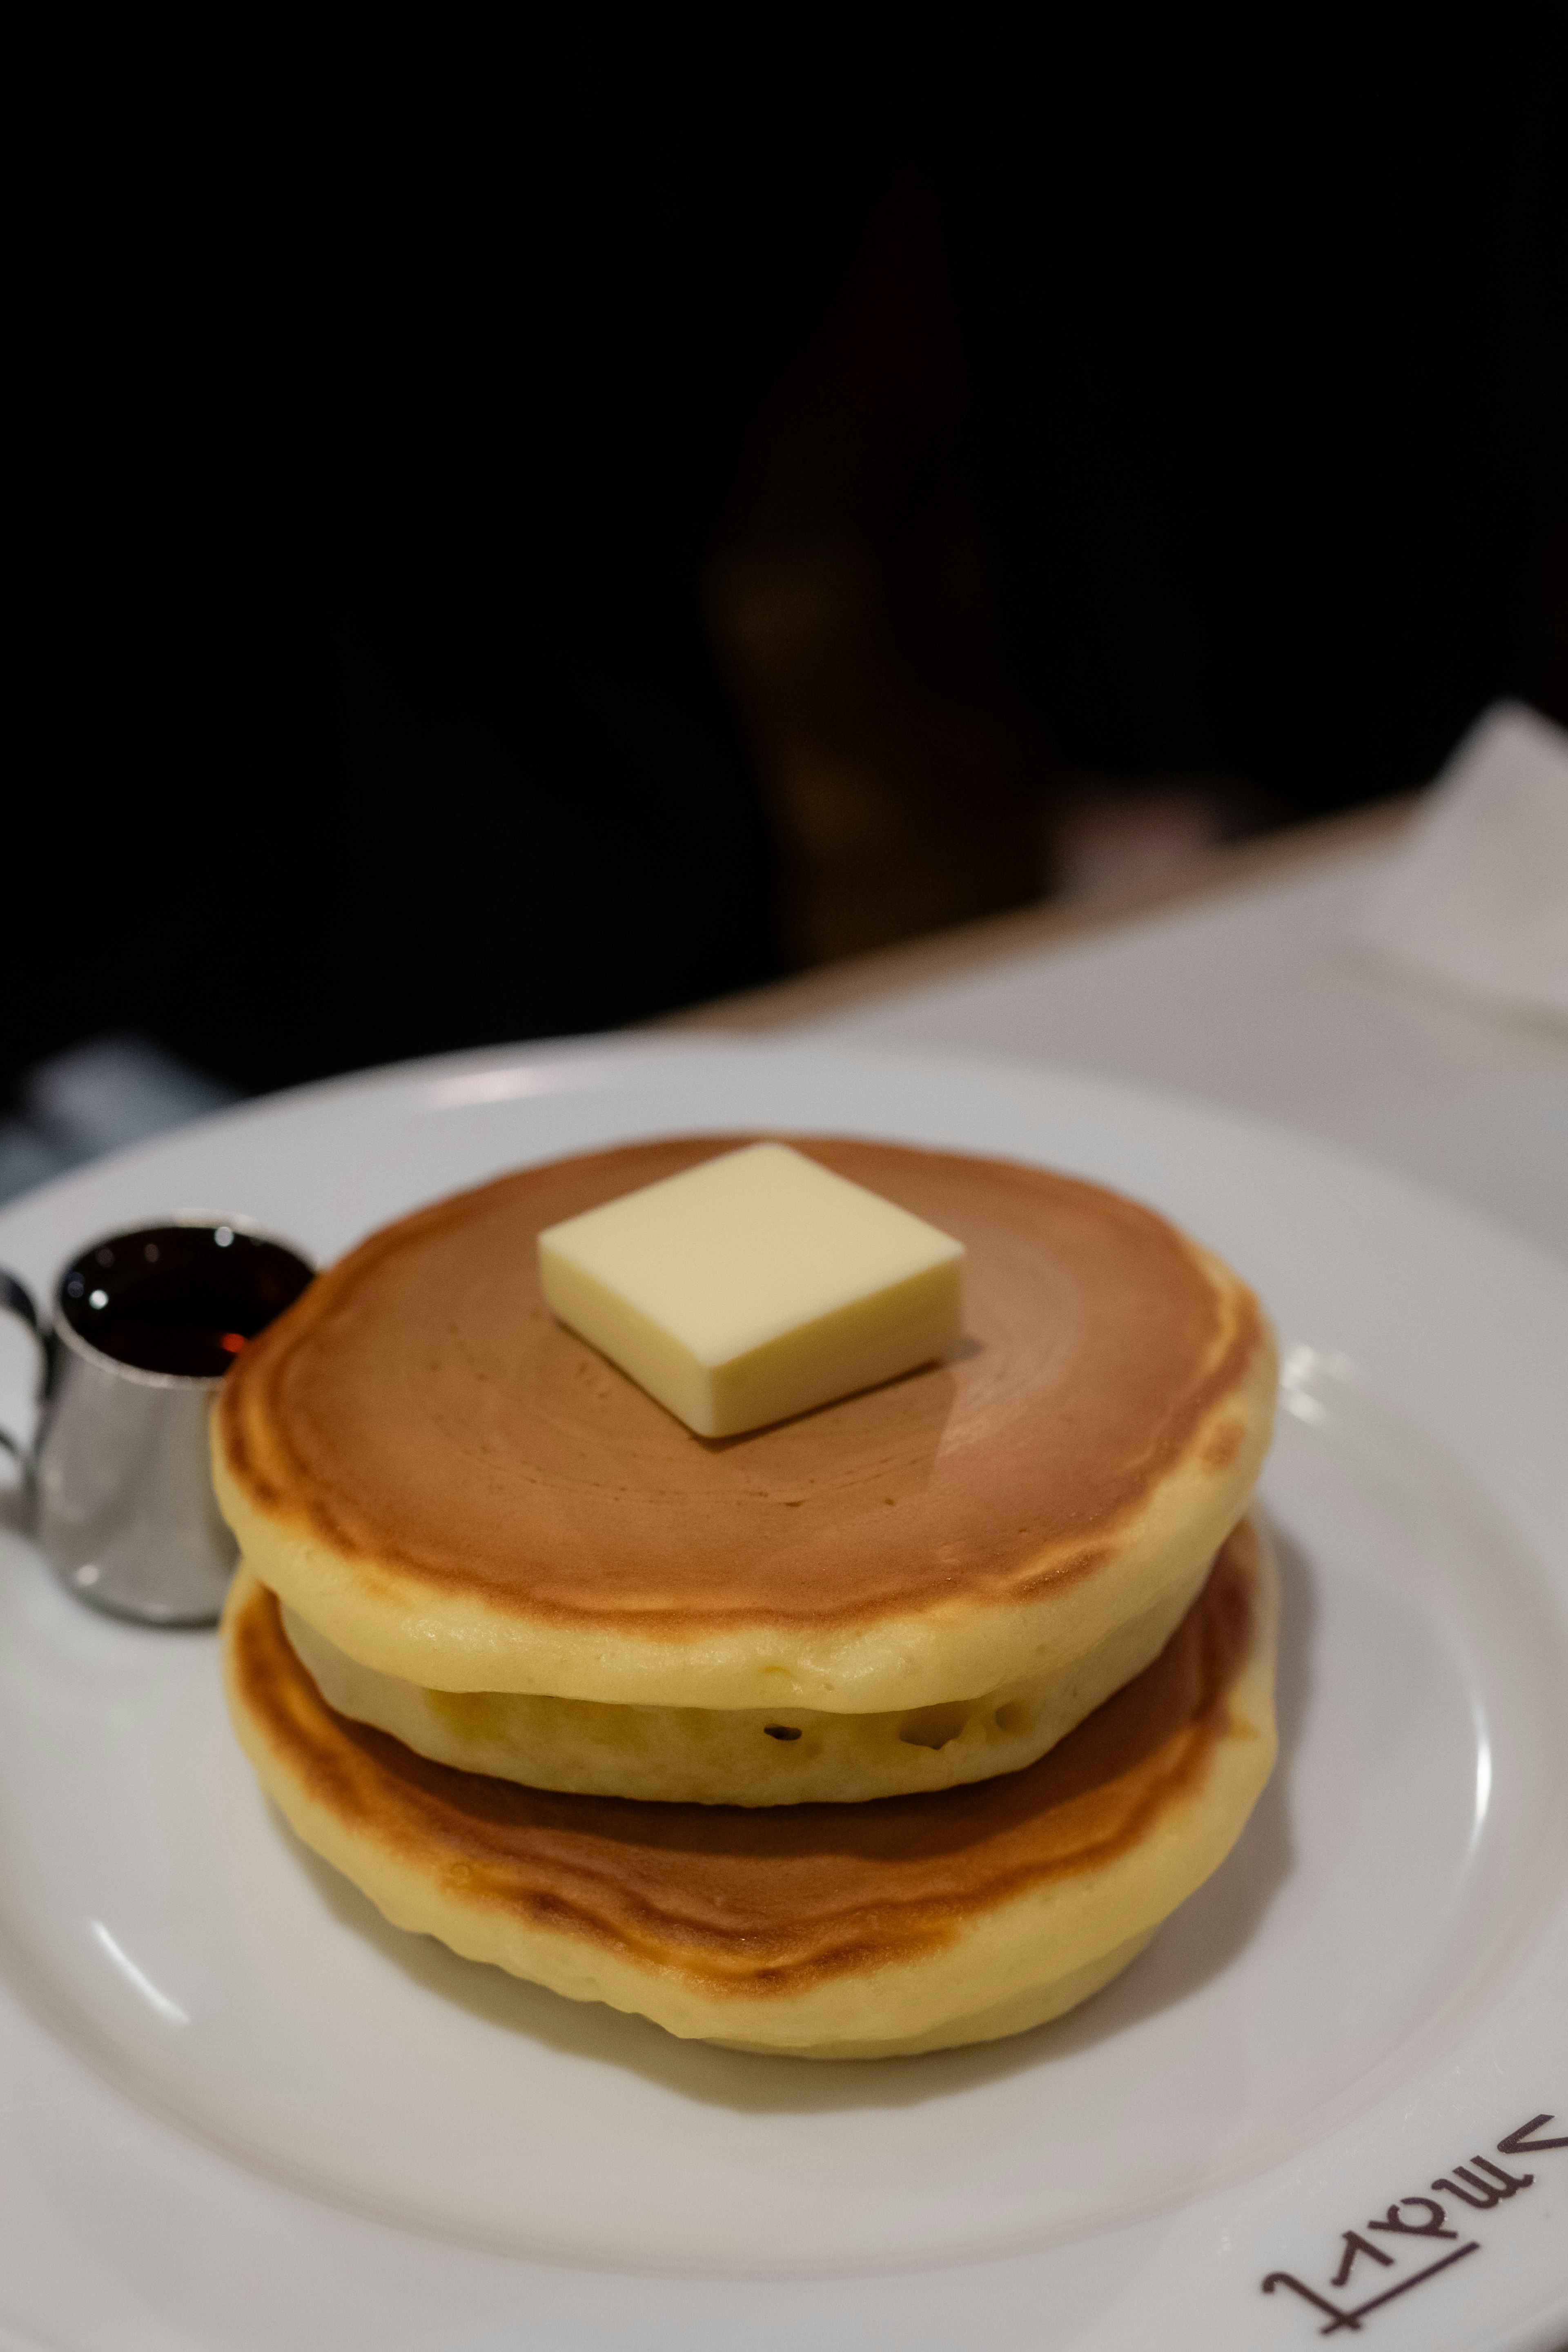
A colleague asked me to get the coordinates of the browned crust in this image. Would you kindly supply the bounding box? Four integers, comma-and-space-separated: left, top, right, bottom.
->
220, 1137, 1266, 1635
230, 1521, 1257, 1995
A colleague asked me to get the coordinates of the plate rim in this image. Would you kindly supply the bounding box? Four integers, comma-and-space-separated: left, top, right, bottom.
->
0, 1033, 1564, 2352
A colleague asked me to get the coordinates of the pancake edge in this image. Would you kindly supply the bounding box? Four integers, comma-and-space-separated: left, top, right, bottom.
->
276, 1541, 1220, 1805
220, 1521, 1279, 2057
712, 1928, 1160, 2058
213, 1285, 1276, 1711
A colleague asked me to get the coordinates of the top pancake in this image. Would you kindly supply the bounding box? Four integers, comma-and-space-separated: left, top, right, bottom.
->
214, 1136, 1275, 1711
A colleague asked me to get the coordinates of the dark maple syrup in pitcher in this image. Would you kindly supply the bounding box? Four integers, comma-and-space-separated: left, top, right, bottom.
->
58, 1225, 313, 1378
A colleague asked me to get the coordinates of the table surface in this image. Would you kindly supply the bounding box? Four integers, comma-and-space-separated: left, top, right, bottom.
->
673, 796, 1568, 1263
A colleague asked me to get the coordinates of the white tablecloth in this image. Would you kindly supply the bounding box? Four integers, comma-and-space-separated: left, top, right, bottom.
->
794, 842, 1568, 1261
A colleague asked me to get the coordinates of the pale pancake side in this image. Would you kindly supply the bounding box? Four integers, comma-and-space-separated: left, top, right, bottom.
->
216, 1137, 1276, 1709
716, 1931, 1160, 2059
222, 1519, 1278, 2057
280, 1538, 1216, 1804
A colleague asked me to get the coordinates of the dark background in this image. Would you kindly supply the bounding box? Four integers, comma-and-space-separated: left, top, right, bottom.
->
13, 16, 1564, 1106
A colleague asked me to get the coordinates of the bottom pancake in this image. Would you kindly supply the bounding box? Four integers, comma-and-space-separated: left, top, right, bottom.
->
220, 1517, 1278, 2059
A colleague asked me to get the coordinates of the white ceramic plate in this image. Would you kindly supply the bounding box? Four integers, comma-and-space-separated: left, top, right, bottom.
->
0, 1039, 1564, 2352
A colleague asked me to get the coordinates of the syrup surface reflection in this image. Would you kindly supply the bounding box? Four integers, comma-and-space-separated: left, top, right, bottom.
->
58, 1224, 313, 1379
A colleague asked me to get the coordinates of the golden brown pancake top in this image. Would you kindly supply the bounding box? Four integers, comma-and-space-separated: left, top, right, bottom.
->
231, 1522, 1258, 1990
222, 1136, 1262, 1633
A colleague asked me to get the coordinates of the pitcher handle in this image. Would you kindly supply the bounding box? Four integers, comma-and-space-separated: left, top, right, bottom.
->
0, 1269, 47, 1483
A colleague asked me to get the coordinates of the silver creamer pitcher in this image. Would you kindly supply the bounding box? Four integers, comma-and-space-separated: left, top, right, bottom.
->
0, 1221, 312, 1625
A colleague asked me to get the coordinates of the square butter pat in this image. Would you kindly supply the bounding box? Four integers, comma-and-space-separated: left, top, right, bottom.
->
537, 1142, 965, 1437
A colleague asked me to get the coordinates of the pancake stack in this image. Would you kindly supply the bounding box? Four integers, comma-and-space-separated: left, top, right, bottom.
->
215, 1136, 1280, 2058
